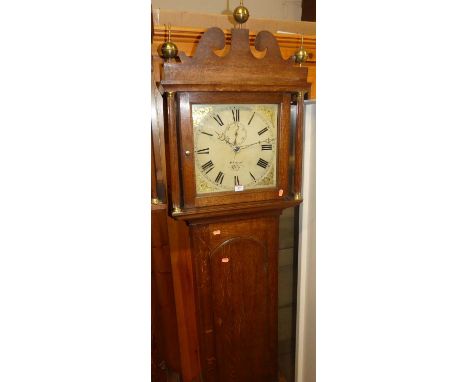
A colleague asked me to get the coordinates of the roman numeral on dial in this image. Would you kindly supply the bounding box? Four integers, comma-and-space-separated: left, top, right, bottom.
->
250, 172, 256, 181
248, 112, 256, 125
258, 127, 268, 136
234, 175, 240, 186
212, 114, 224, 126
196, 148, 210, 154
257, 158, 269, 169
215, 171, 225, 185
232, 108, 240, 122
261, 144, 272, 150
201, 160, 214, 174
201, 131, 213, 136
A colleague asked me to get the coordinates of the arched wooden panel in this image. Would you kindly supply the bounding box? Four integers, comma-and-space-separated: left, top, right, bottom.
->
190, 215, 280, 382
209, 237, 275, 382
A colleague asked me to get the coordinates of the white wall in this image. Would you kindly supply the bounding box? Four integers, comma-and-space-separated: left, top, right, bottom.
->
152, 0, 302, 21
296, 101, 316, 382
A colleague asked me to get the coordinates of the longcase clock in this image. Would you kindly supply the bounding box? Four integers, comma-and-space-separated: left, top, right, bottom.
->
152, 26, 309, 382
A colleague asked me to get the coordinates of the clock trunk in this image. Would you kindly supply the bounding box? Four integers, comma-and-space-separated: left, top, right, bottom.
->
190, 214, 279, 382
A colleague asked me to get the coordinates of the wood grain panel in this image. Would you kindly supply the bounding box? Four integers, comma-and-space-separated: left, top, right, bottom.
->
152, 26, 316, 98
211, 238, 274, 382
160, 28, 308, 94
152, 210, 181, 377
166, 216, 203, 381
302, 0, 316, 21
191, 215, 279, 382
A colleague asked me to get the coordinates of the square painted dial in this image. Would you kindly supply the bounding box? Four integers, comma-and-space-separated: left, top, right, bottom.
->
192, 104, 278, 195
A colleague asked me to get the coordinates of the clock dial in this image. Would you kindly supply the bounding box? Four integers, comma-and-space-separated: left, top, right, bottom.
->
192, 104, 278, 195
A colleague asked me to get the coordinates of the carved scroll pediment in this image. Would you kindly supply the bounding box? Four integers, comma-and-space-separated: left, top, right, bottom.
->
161, 27, 309, 92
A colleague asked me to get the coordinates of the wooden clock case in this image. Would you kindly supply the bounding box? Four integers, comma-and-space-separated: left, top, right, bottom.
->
152, 27, 309, 382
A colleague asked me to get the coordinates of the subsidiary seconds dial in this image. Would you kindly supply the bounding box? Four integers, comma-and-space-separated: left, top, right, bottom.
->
192, 104, 278, 195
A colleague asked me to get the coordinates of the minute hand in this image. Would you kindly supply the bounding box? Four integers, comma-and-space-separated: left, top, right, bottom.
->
237, 138, 276, 151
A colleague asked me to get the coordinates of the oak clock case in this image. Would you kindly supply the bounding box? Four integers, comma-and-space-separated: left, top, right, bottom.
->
153, 26, 308, 382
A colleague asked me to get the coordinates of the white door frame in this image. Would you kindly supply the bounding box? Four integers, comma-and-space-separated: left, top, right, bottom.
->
295, 101, 316, 382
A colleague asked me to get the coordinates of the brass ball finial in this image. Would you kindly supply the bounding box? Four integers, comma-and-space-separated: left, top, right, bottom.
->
160, 24, 178, 60
233, 0, 250, 27
294, 34, 309, 66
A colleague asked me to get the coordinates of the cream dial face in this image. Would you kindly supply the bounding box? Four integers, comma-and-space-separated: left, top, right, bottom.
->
192, 104, 278, 195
